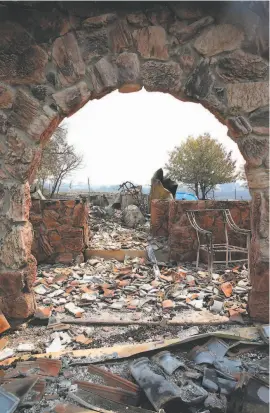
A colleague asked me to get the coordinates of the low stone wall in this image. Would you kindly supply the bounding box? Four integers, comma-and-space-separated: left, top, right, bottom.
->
151, 200, 251, 262
30, 199, 89, 264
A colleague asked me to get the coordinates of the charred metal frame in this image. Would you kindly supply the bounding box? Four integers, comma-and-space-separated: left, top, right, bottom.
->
186, 209, 251, 275
118, 181, 149, 215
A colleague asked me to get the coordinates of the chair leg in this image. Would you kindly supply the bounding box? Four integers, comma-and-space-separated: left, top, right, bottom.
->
225, 226, 229, 267
210, 250, 214, 275
196, 247, 200, 269
208, 253, 212, 275
208, 243, 213, 275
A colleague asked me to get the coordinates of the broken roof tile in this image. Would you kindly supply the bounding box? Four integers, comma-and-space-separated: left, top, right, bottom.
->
221, 282, 233, 298
34, 306, 52, 320
15, 358, 62, 377
162, 299, 175, 309
0, 311, 10, 334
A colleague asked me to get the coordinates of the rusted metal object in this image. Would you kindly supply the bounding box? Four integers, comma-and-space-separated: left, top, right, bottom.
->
69, 388, 154, 413
87, 364, 139, 393
186, 208, 251, 275
23, 378, 46, 405
0, 376, 45, 407
10, 359, 62, 377
46, 403, 97, 413
73, 361, 140, 408
1, 377, 38, 402
75, 381, 139, 406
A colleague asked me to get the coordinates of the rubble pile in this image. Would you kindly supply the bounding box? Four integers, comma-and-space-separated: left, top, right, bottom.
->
0, 203, 268, 413
0, 252, 254, 362
0, 325, 268, 413
89, 206, 149, 250
122, 205, 145, 228
31, 256, 251, 328
85, 206, 251, 322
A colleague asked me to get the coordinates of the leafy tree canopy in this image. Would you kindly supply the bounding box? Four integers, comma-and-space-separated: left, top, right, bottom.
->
165, 133, 237, 199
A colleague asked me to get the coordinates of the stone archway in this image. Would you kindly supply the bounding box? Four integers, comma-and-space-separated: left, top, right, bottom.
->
0, 1, 269, 321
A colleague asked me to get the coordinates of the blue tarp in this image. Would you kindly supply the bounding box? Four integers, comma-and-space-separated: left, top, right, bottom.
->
175, 192, 198, 200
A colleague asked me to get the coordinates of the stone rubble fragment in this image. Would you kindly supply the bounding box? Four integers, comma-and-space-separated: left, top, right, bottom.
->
65, 302, 85, 317
17, 343, 35, 352
0, 348, 15, 361
34, 285, 50, 295
122, 205, 145, 228
46, 334, 63, 353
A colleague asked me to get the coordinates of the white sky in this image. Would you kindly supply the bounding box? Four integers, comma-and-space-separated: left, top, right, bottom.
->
63, 88, 244, 186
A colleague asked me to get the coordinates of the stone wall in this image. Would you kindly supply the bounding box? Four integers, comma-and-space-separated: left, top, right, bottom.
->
0, 1, 268, 321
151, 199, 171, 237
151, 200, 251, 261
30, 199, 89, 265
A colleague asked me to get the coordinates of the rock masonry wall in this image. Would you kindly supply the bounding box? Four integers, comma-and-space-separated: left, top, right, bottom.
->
0, 1, 268, 320
151, 200, 250, 262
30, 199, 89, 265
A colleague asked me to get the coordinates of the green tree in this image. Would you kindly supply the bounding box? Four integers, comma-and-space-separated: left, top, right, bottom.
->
165, 134, 237, 199
36, 124, 83, 197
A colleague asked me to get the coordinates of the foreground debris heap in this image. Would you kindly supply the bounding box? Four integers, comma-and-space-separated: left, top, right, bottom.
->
0, 324, 268, 413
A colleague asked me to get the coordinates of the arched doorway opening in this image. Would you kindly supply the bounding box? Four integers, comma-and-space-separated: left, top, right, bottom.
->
54, 88, 244, 195
0, 1, 268, 321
